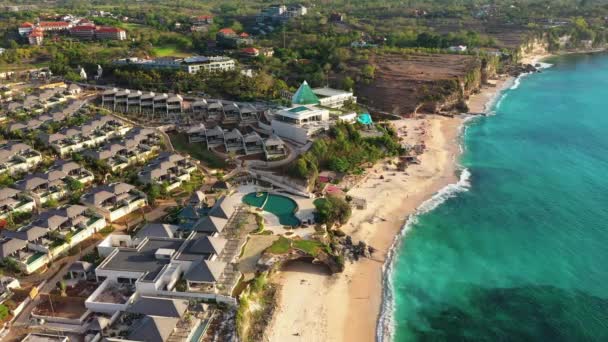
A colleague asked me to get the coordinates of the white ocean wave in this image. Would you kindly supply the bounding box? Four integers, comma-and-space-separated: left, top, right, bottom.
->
510, 75, 523, 90
536, 61, 554, 69
376, 168, 472, 342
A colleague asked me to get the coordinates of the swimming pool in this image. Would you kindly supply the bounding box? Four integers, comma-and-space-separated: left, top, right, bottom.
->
242, 192, 300, 227
357, 113, 373, 125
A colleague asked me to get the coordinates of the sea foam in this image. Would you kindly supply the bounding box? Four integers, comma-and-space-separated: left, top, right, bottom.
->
376, 167, 472, 342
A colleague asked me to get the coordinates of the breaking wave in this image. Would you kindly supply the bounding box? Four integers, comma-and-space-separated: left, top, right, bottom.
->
376, 167, 472, 342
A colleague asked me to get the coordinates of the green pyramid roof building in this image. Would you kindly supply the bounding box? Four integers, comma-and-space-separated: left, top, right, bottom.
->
292, 81, 320, 105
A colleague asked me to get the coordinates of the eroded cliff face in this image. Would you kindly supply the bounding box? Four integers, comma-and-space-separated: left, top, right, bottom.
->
419, 58, 496, 114
520, 36, 550, 59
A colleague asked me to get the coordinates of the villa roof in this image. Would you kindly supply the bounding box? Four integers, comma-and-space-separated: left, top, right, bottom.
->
3, 226, 48, 242
208, 195, 237, 219
187, 123, 206, 134
0, 238, 27, 258
184, 259, 226, 283
292, 81, 320, 105
127, 315, 179, 342
192, 215, 227, 234
243, 132, 262, 143
189, 190, 206, 206
264, 135, 285, 146
188, 235, 227, 255
0, 188, 19, 201
96, 26, 125, 33
82, 189, 114, 205
241, 47, 258, 55
218, 28, 236, 36
98, 238, 184, 279
68, 260, 93, 273
51, 160, 82, 174
127, 296, 188, 318
136, 223, 178, 239
39, 21, 70, 28
224, 128, 243, 140
15, 175, 47, 191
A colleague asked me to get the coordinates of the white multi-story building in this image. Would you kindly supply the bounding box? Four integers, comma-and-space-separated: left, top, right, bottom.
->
113, 56, 235, 74
313, 87, 357, 108
271, 105, 330, 144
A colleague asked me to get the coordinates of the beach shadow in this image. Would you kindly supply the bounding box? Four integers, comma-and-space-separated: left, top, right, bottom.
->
280, 259, 332, 276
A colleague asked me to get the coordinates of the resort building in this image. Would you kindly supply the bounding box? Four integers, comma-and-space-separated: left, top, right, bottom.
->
112, 56, 235, 74
38, 21, 72, 32
82, 127, 161, 171
14, 160, 93, 205
271, 105, 330, 144
5, 86, 71, 114
257, 4, 307, 23
69, 24, 96, 39
7, 99, 87, 134
270, 81, 341, 144
0, 204, 106, 274
192, 15, 214, 25
216, 28, 253, 48
312, 87, 357, 108
18, 22, 34, 36
0, 188, 35, 220
100, 87, 263, 125
0, 142, 42, 175
38, 115, 130, 156
137, 152, 197, 191
81, 183, 147, 222
185, 125, 287, 159
95, 26, 127, 40
28, 28, 44, 46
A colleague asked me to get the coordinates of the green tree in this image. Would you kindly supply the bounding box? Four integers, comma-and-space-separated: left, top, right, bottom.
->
342, 76, 355, 91
315, 196, 351, 227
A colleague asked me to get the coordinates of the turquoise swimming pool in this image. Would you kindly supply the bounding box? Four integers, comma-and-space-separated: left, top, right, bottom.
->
357, 113, 373, 125
242, 192, 300, 227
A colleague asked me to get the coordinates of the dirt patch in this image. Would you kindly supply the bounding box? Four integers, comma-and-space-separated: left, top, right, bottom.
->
355, 53, 479, 116
424, 19, 532, 49
33, 294, 88, 319
238, 235, 280, 280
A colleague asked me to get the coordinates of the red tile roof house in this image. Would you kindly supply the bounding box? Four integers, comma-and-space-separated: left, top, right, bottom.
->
69, 24, 96, 40
193, 15, 214, 25
218, 28, 237, 37
28, 28, 44, 46
95, 26, 127, 40
241, 47, 260, 57
38, 21, 71, 31
18, 22, 34, 36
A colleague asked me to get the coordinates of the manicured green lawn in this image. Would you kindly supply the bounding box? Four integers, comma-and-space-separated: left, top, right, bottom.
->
152, 44, 191, 57
266, 236, 291, 254
266, 237, 326, 257
292, 239, 324, 257
169, 133, 227, 169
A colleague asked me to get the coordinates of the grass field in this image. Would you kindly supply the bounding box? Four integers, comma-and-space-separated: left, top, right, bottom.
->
169, 132, 227, 169
152, 44, 192, 57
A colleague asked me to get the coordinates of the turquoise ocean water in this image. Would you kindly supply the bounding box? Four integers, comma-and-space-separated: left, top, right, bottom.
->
380, 53, 608, 341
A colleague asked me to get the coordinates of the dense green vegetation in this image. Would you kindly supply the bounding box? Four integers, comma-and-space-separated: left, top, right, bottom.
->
314, 196, 352, 228
1, 0, 606, 91
288, 122, 404, 181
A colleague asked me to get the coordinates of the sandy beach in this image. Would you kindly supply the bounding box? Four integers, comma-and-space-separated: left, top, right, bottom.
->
265, 73, 520, 342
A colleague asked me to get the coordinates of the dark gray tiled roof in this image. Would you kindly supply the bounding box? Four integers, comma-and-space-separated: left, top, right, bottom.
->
127, 296, 188, 318
127, 315, 178, 342
184, 259, 226, 283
